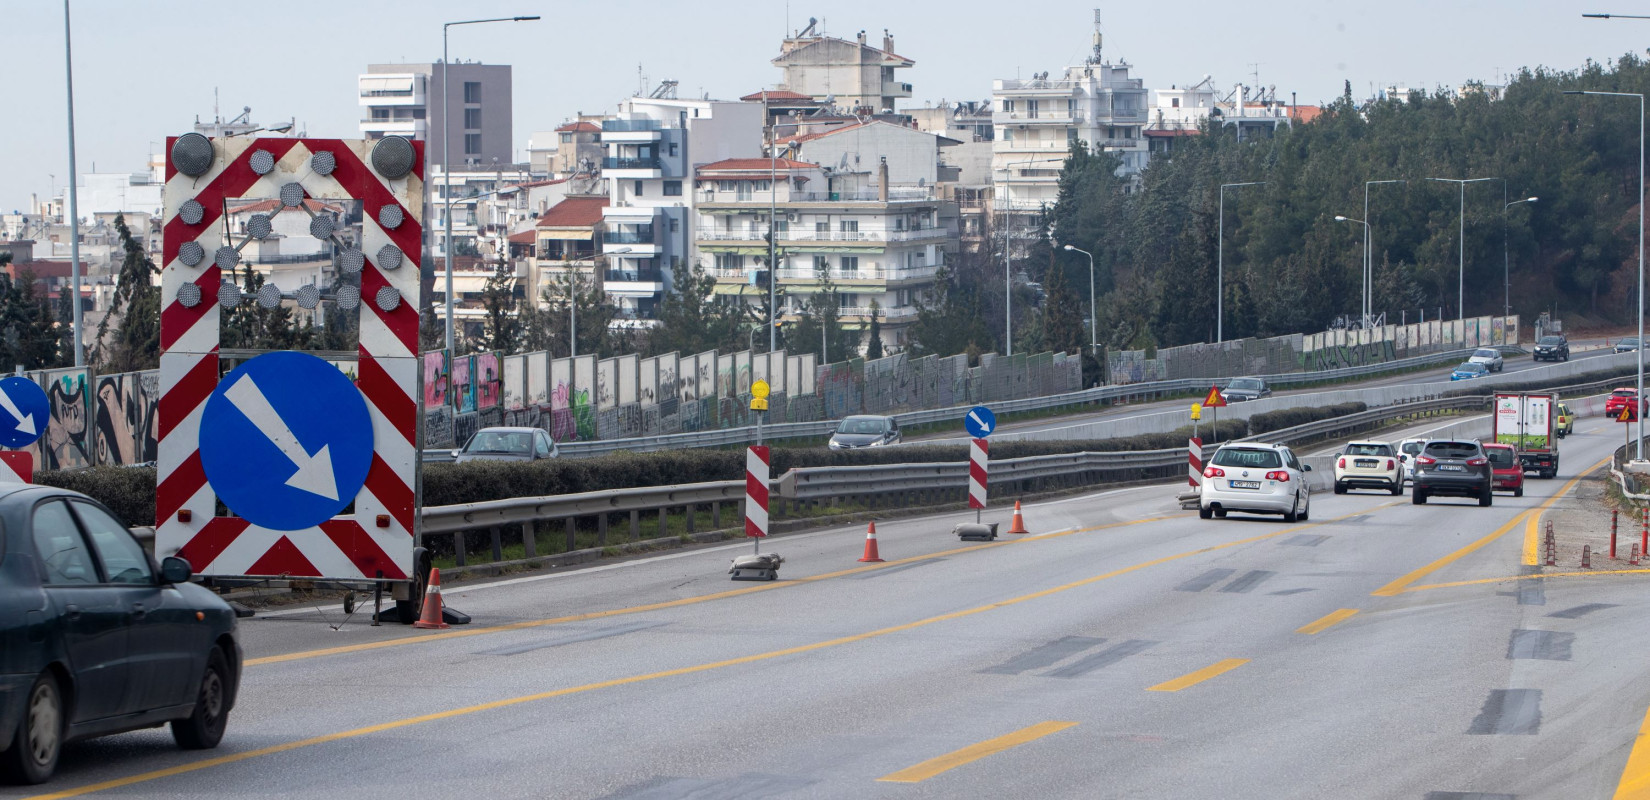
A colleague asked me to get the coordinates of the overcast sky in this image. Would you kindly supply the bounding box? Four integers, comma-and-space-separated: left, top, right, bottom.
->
3, 0, 1646, 213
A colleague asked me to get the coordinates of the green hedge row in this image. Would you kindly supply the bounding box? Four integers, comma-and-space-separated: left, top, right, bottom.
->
1247, 402, 1368, 436
35, 466, 159, 528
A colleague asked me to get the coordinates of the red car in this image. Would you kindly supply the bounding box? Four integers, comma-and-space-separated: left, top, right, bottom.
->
1482, 443, 1524, 497
1605, 387, 1648, 418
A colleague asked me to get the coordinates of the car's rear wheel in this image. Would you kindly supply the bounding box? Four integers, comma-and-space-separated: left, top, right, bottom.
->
1390, 482, 1404, 496
1515, 486, 1524, 498
1283, 498, 1299, 523
1198, 505, 1212, 520
1413, 490, 1428, 505
1479, 489, 1494, 508
172, 648, 230, 750
1298, 493, 1310, 521
1213, 508, 1227, 519
1333, 482, 1347, 495
2, 672, 61, 785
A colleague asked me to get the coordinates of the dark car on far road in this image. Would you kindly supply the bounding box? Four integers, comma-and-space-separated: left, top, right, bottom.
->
828, 415, 902, 450
1221, 377, 1271, 402
1411, 439, 1494, 507
0, 483, 241, 784
1617, 337, 1642, 354
1533, 335, 1569, 362
453, 427, 559, 463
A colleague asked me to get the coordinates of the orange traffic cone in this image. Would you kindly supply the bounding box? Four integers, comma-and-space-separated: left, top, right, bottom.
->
413, 567, 450, 629
858, 521, 885, 563
1007, 501, 1030, 535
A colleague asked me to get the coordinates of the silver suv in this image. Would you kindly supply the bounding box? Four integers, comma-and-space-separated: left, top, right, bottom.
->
1199, 442, 1312, 522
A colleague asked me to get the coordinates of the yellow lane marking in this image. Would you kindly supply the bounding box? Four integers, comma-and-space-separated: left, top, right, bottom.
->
1296, 608, 1360, 635
1617, 689, 1650, 798
877, 721, 1079, 783
247, 515, 1177, 667
29, 518, 1310, 799
1523, 509, 1544, 567
1405, 568, 1650, 593
1372, 456, 1611, 597
1147, 658, 1250, 692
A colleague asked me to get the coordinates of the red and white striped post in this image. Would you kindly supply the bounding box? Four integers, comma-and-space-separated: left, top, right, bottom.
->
0, 451, 32, 484
1188, 437, 1203, 489
745, 445, 770, 550
969, 438, 989, 522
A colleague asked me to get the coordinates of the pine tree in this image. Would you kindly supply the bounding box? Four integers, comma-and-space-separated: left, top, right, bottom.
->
92, 214, 161, 372
648, 260, 747, 356
479, 260, 521, 353
865, 299, 885, 360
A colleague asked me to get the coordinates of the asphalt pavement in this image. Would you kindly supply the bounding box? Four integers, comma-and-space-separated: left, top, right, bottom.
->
12, 408, 1650, 799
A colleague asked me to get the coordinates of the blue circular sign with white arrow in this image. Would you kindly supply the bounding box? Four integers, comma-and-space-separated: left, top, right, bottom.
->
0, 376, 49, 449
199, 351, 374, 531
964, 405, 997, 439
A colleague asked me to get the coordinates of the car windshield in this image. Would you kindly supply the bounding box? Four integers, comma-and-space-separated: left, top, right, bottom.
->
1485, 448, 1517, 466
1228, 379, 1261, 390
836, 418, 888, 435
1401, 441, 1423, 455
1457, 363, 1484, 373
1474, 349, 1497, 358
1559, 405, 1571, 416
1615, 389, 1638, 398
1211, 448, 1283, 469
1345, 444, 1393, 457
1424, 442, 1480, 459
464, 431, 531, 453
1539, 336, 1564, 345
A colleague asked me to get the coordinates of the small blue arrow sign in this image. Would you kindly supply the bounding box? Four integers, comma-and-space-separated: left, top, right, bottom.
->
199, 352, 374, 531
965, 405, 997, 439
0, 376, 48, 449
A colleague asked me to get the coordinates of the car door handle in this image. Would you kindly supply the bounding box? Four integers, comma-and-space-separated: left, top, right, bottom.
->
64, 603, 81, 620
131, 603, 147, 620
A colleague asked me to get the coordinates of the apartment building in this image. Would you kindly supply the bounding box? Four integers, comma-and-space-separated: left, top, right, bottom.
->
772, 25, 913, 114
694, 158, 944, 353
529, 195, 607, 308
1146, 79, 1304, 154
600, 94, 764, 323
357, 62, 512, 169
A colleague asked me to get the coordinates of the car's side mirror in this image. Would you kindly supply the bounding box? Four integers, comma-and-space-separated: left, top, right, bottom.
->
1302, 464, 1313, 472
160, 556, 193, 584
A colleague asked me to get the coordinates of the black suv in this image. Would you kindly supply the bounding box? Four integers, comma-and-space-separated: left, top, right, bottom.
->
1411, 440, 1494, 507
1533, 335, 1569, 362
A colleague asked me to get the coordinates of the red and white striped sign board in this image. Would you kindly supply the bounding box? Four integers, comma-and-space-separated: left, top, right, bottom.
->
0, 451, 32, 484
1188, 437, 1203, 488
968, 438, 989, 509
745, 445, 770, 538
157, 135, 423, 581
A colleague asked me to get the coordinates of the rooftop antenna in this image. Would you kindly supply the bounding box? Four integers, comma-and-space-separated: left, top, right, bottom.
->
1088, 8, 1103, 65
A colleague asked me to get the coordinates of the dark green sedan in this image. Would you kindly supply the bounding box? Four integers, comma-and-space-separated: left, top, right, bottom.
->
0, 482, 241, 784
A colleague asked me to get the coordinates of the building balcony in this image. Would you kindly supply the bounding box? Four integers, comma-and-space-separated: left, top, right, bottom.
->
715, 264, 940, 284
839, 305, 918, 320
603, 276, 665, 298
994, 139, 1079, 152
603, 119, 663, 132
994, 112, 1076, 126
694, 228, 949, 245
603, 156, 662, 170
360, 119, 427, 136
603, 228, 655, 245
883, 81, 913, 98
605, 268, 663, 283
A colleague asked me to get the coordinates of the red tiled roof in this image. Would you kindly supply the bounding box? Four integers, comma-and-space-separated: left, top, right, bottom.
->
227, 198, 341, 216
507, 229, 537, 244
741, 89, 815, 102
1289, 105, 1325, 124
555, 121, 601, 133
6, 260, 82, 279
697, 158, 820, 176
536, 196, 608, 228
777, 122, 867, 145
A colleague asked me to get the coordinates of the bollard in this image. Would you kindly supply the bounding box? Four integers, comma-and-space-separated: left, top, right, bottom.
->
1545, 529, 1557, 567
1634, 544, 1643, 567
1613, 510, 1620, 560
1643, 507, 1649, 560
1582, 544, 1593, 570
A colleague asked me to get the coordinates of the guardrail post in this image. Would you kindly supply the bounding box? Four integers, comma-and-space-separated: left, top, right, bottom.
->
564, 517, 576, 551
598, 513, 609, 546
522, 522, 536, 559
712, 501, 722, 529
454, 531, 467, 567
686, 503, 697, 534
489, 526, 503, 563
629, 509, 640, 540
658, 506, 669, 537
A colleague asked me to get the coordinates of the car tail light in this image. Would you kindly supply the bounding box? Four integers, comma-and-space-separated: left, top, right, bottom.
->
1265, 470, 1291, 482
1416, 456, 1436, 466
1338, 457, 1346, 469
1466, 457, 1488, 467
1385, 459, 1395, 470
1204, 466, 1225, 478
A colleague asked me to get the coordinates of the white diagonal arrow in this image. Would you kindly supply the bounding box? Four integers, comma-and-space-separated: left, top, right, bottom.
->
0, 386, 35, 437
968, 410, 992, 434
223, 374, 339, 501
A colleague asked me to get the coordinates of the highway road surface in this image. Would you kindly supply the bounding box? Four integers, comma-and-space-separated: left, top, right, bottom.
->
907, 342, 1620, 444
10, 414, 1649, 799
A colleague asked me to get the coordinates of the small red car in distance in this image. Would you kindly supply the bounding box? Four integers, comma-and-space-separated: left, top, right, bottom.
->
1482, 443, 1525, 497
1605, 387, 1648, 418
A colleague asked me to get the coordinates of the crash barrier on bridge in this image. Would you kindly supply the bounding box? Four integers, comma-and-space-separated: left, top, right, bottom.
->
1107, 315, 1520, 384
416, 394, 1495, 567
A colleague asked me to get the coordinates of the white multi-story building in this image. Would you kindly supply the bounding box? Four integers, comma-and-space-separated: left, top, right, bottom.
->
771, 24, 913, 114
694, 158, 945, 353
990, 14, 1148, 225
600, 93, 764, 323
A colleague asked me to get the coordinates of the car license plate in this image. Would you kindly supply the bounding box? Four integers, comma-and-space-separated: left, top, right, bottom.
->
1355, 459, 1378, 468
1439, 465, 1464, 472
1229, 480, 1261, 489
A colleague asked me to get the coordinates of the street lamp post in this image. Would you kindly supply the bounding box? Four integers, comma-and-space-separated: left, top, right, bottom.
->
1565, 89, 1644, 459
442, 15, 539, 356
63, 0, 84, 367
1503, 192, 1538, 317
998, 156, 1041, 356
1333, 215, 1372, 324
1362, 180, 1405, 326
1426, 176, 1500, 321
1063, 245, 1098, 350
1217, 182, 1266, 342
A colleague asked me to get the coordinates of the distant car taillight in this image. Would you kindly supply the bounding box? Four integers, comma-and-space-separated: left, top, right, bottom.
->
1386, 459, 1395, 470
1338, 457, 1346, 469
1466, 457, 1488, 467
1416, 456, 1436, 465
1204, 466, 1225, 478
1266, 470, 1291, 482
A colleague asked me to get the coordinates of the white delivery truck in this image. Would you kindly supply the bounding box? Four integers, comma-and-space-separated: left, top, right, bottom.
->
1493, 392, 1560, 478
